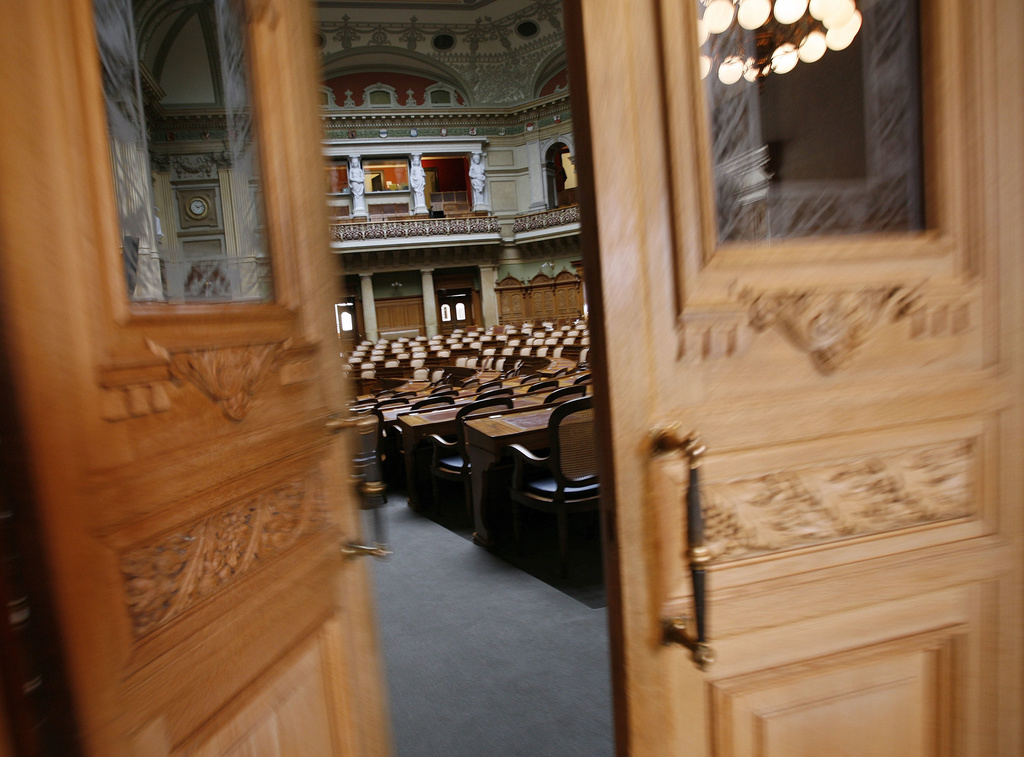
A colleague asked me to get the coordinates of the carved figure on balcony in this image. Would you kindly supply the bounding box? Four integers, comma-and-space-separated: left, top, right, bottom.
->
410, 154, 428, 215
469, 151, 489, 211
348, 155, 367, 218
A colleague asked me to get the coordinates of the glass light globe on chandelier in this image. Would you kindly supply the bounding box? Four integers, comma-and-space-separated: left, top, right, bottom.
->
697, 0, 862, 85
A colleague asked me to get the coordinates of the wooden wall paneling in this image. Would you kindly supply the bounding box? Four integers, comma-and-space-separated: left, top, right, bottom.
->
375, 296, 425, 336
496, 273, 583, 324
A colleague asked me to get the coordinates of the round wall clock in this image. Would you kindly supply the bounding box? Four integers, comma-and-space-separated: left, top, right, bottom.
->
186, 196, 209, 220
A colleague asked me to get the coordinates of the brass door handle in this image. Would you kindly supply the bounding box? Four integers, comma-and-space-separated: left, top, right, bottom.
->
330, 411, 391, 559
651, 425, 714, 671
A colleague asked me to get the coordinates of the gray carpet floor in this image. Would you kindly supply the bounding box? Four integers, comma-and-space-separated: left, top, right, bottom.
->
367, 495, 615, 757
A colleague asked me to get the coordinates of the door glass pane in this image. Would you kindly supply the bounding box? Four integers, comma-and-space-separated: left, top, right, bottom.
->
94, 0, 273, 303
698, 0, 924, 243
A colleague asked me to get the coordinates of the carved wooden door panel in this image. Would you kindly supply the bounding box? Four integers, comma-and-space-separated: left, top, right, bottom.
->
569, 0, 1023, 755
0, 2, 389, 755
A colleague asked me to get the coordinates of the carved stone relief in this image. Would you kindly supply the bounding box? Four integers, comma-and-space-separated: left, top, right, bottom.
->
742, 286, 921, 374
696, 440, 974, 561
120, 473, 329, 638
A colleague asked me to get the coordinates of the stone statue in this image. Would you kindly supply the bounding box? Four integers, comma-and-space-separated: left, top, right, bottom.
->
469, 152, 487, 209
348, 155, 367, 218
410, 154, 428, 215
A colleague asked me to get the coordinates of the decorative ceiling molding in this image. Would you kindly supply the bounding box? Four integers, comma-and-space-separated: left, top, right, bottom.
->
741, 285, 922, 374
317, 0, 566, 106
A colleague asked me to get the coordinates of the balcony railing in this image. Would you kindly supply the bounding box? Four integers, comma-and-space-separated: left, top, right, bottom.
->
329, 215, 501, 242
512, 204, 580, 233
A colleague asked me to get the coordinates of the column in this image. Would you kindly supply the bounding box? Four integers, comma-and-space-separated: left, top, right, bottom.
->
526, 140, 547, 212
151, 171, 178, 258
479, 264, 499, 329
360, 273, 378, 342
111, 139, 164, 300
420, 267, 439, 337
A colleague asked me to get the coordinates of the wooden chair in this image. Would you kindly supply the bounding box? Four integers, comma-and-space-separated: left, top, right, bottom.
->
543, 384, 588, 404
410, 395, 455, 411
476, 387, 514, 401
507, 397, 600, 577
527, 379, 560, 393
426, 397, 515, 515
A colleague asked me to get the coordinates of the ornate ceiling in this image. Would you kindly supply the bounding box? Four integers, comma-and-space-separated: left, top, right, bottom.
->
315, 0, 566, 106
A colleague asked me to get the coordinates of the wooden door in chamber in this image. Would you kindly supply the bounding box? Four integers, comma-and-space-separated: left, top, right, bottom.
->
0, 1, 390, 754
568, 0, 1024, 753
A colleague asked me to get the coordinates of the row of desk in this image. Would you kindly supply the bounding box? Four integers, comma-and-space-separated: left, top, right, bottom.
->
374, 373, 588, 546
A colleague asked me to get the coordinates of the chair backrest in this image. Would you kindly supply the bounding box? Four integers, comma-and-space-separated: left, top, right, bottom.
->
527, 379, 560, 393
454, 396, 515, 450
411, 395, 455, 411
543, 384, 588, 404
549, 396, 598, 486
476, 380, 503, 393
476, 387, 514, 401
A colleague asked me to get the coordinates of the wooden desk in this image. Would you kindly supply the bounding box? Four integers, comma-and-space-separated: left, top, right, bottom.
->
395, 396, 546, 509
463, 406, 554, 546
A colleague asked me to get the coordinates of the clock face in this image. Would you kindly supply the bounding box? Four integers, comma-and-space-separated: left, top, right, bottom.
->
186, 196, 209, 219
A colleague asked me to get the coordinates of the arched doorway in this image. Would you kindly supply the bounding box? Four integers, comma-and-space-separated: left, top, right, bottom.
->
544, 142, 577, 209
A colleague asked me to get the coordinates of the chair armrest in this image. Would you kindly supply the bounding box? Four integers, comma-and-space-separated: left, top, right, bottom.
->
426, 433, 458, 466
507, 443, 549, 489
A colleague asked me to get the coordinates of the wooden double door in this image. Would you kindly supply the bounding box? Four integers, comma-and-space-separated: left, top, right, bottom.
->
0, 0, 1021, 755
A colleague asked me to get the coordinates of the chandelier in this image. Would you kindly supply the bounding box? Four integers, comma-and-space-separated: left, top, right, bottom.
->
698, 0, 863, 85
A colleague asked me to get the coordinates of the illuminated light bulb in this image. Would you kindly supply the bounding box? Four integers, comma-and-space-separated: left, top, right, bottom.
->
704, 0, 736, 34
737, 0, 771, 29
697, 17, 710, 45
742, 61, 761, 82
700, 55, 712, 79
825, 10, 861, 50
822, 0, 855, 29
809, 0, 841, 20
773, 0, 809, 25
718, 55, 745, 84
771, 42, 799, 73
798, 29, 827, 62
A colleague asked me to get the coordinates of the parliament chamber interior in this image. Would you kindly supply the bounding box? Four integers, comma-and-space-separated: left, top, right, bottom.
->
2, 0, 1021, 753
